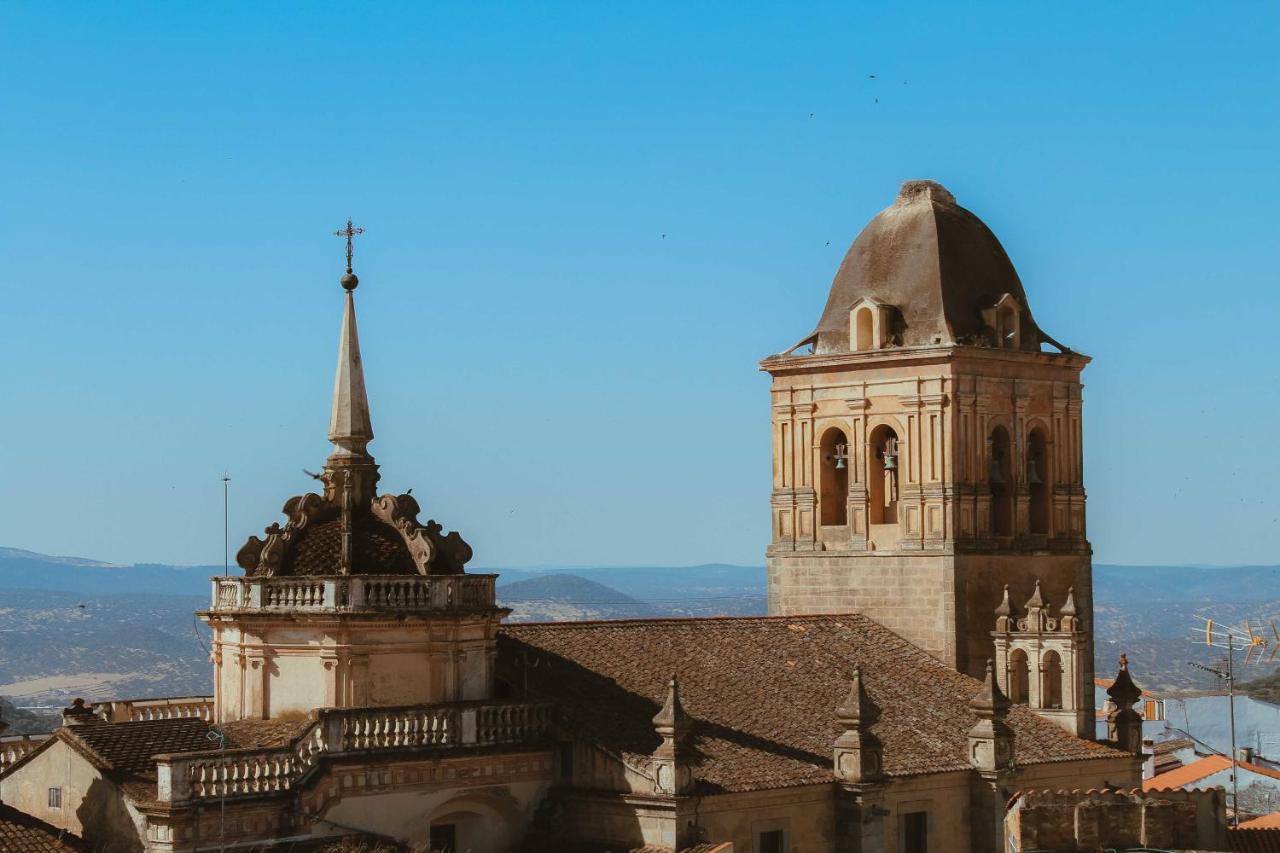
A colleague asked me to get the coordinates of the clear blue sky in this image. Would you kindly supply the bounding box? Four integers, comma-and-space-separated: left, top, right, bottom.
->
2, 3, 1277, 569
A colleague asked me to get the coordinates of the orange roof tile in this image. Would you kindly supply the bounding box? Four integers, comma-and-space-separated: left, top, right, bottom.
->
1146, 755, 1280, 792
1240, 812, 1280, 830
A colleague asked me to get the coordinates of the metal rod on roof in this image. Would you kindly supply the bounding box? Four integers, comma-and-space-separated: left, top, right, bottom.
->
222, 473, 230, 578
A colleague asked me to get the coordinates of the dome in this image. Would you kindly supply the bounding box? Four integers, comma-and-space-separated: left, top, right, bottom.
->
280, 510, 418, 576
811, 180, 1056, 354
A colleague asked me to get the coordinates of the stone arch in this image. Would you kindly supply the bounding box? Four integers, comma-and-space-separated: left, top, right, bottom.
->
854, 306, 875, 351
867, 423, 900, 526
420, 791, 524, 852
1007, 648, 1030, 704
1027, 424, 1050, 535
988, 425, 1013, 536
819, 426, 850, 526
1041, 650, 1063, 710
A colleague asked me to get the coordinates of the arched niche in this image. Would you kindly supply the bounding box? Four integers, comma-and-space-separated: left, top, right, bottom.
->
1007, 648, 1030, 704
819, 427, 849, 526
854, 306, 875, 351
988, 426, 1013, 536
867, 424, 900, 526
1041, 650, 1063, 710
1027, 426, 1050, 535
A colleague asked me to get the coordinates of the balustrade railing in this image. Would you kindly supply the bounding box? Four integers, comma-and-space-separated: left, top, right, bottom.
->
206, 574, 498, 614
94, 696, 214, 723
154, 700, 552, 804
0, 735, 50, 772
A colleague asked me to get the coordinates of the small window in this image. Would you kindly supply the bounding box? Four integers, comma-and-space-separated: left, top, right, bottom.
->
903, 811, 928, 853
429, 823, 457, 853
48, 787, 62, 809
758, 828, 787, 853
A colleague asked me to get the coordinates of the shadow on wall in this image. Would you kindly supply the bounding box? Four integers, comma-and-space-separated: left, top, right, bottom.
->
76, 776, 143, 853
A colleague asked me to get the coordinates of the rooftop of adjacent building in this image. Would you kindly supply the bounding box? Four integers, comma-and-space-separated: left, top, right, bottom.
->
0, 802, 84, 852
500, 613, 1123, 792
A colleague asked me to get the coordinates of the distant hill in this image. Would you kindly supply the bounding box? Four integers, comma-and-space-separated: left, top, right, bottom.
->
0, 547, 222, 596
497, 574, 662, 622
0, 694, 58, 735
5, 545, 1280, 697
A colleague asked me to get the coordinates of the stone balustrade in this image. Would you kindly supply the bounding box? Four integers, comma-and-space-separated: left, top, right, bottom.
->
154, 700, 553, 804
0, 734, 50, 772
208, 574, 498, 614
94, 696, 214, 723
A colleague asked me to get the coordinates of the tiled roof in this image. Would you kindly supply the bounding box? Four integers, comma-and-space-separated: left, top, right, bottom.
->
281, 511, 418, 576
1151, 737, 1195, 755
0, 803, 83, 852
1241, 812, 1280, 830
1145, 755, 1280, 791
64, 718, 214, 774
498, 614, 1122, 792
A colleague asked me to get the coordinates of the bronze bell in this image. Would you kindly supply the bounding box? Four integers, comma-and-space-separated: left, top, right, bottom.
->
989, 456, 1005, 485
1027, 455, 1043, 486
831, 443, 849, 470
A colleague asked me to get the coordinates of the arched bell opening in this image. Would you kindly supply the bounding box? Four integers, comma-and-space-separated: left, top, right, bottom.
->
1028, 427, 1050, 535
1007, 648, 1030, 704
819, 427, 849, 526
867, 425, 900, 526
1041, 650, 1063, 710
854, 306, 875, 351
988, 426, 1013, 537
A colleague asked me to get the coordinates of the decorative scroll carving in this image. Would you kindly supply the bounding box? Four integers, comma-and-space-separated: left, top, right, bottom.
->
372, 493, 435, 575
235, 492, 335, 576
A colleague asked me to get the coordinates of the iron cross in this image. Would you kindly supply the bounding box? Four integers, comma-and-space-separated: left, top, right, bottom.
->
334, 219, 365, 274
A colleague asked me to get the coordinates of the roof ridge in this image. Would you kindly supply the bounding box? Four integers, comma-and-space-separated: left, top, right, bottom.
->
499, 613, 867, 630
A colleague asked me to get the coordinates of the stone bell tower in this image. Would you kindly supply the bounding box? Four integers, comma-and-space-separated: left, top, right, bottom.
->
761, 181, 1093, 714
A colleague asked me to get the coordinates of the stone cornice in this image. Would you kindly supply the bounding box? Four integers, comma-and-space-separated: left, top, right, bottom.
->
760, 344, 1090, 376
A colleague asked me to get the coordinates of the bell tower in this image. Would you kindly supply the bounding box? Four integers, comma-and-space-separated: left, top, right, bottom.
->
761, 181, 1094, 730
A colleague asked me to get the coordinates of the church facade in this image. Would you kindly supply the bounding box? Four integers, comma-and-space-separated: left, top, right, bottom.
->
0, 185, 1195, 853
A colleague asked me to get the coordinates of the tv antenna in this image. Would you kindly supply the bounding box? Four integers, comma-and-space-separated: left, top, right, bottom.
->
1187, 616, 1280, 825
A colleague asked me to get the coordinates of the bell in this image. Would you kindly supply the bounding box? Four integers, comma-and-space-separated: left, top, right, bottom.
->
1027, 456, 1043, 486
834, 456, 846, 471
989, 457, 1005, 485
882, 453, 896, 472
830, 443, 849, 470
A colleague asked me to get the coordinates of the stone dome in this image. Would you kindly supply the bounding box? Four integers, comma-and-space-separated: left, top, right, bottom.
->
811, 180, 1055, 354
279, 509, 418, 576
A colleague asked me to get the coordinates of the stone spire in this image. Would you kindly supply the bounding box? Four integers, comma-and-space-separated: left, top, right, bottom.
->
1106, 654, 1144, 755
651, 675, 692, 796
834, 667, 884, 782
323, 248, 380, 507
968, 660, 1015, 774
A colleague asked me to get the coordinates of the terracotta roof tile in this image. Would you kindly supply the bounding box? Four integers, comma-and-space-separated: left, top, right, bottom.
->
1240, 812, 1280, 830
64, 718, 214, 775
1145, 754, 1232, 790
498, 614, 1121, 793
0, 803, 84, 852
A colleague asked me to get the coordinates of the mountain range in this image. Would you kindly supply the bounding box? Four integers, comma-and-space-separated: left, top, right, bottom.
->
2, 547, 1278, 713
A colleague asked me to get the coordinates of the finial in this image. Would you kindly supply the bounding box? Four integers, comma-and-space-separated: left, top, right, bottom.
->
1024, 579, 1045, 610
1107, 654, 1142, 706
836, 666, 881, 728
334, 218, 365, 289
653, 674, 690, 732
970, 659, 1010, 717
1060, 586, 1077, 616
995, 584, 1014, 617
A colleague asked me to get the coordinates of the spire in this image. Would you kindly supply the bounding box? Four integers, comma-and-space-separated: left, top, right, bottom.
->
323, 220, 379, 506
835, 667, 881, 728
994, 585, 1014, 617
651, 674, 692, 796
970, 659, 1011, 718
1106, 654, 1144, 755
834, 667, 884, 783
652, 674, 691, 735
1024, 579, 1045, 611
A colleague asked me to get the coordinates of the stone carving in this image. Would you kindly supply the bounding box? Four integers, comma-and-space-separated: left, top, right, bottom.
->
236, 492, 335, 576
372, 492, 435, 574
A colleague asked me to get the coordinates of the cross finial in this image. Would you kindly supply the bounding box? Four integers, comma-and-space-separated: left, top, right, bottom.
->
334, 218, 365, 275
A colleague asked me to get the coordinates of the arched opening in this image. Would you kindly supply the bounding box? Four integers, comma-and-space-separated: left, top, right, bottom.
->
854, 307, 875, 351
988, 426, 1012, 536
1028, 427, 1050, 535
997, 303, 1018, 348
819, 427, 849, 526
1041, 651, 1063, 709
868, 425, 900, 526
1007, 649, 1030, 704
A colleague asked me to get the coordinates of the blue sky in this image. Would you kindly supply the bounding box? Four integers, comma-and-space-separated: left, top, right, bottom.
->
2, 3, 1277, 568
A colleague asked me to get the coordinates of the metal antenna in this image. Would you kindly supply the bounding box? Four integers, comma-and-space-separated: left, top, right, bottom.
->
1191, 616, 1256, 826
221, 473, 231, 577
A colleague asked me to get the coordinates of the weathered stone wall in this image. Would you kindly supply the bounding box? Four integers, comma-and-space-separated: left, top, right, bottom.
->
0, 738, 143, 851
